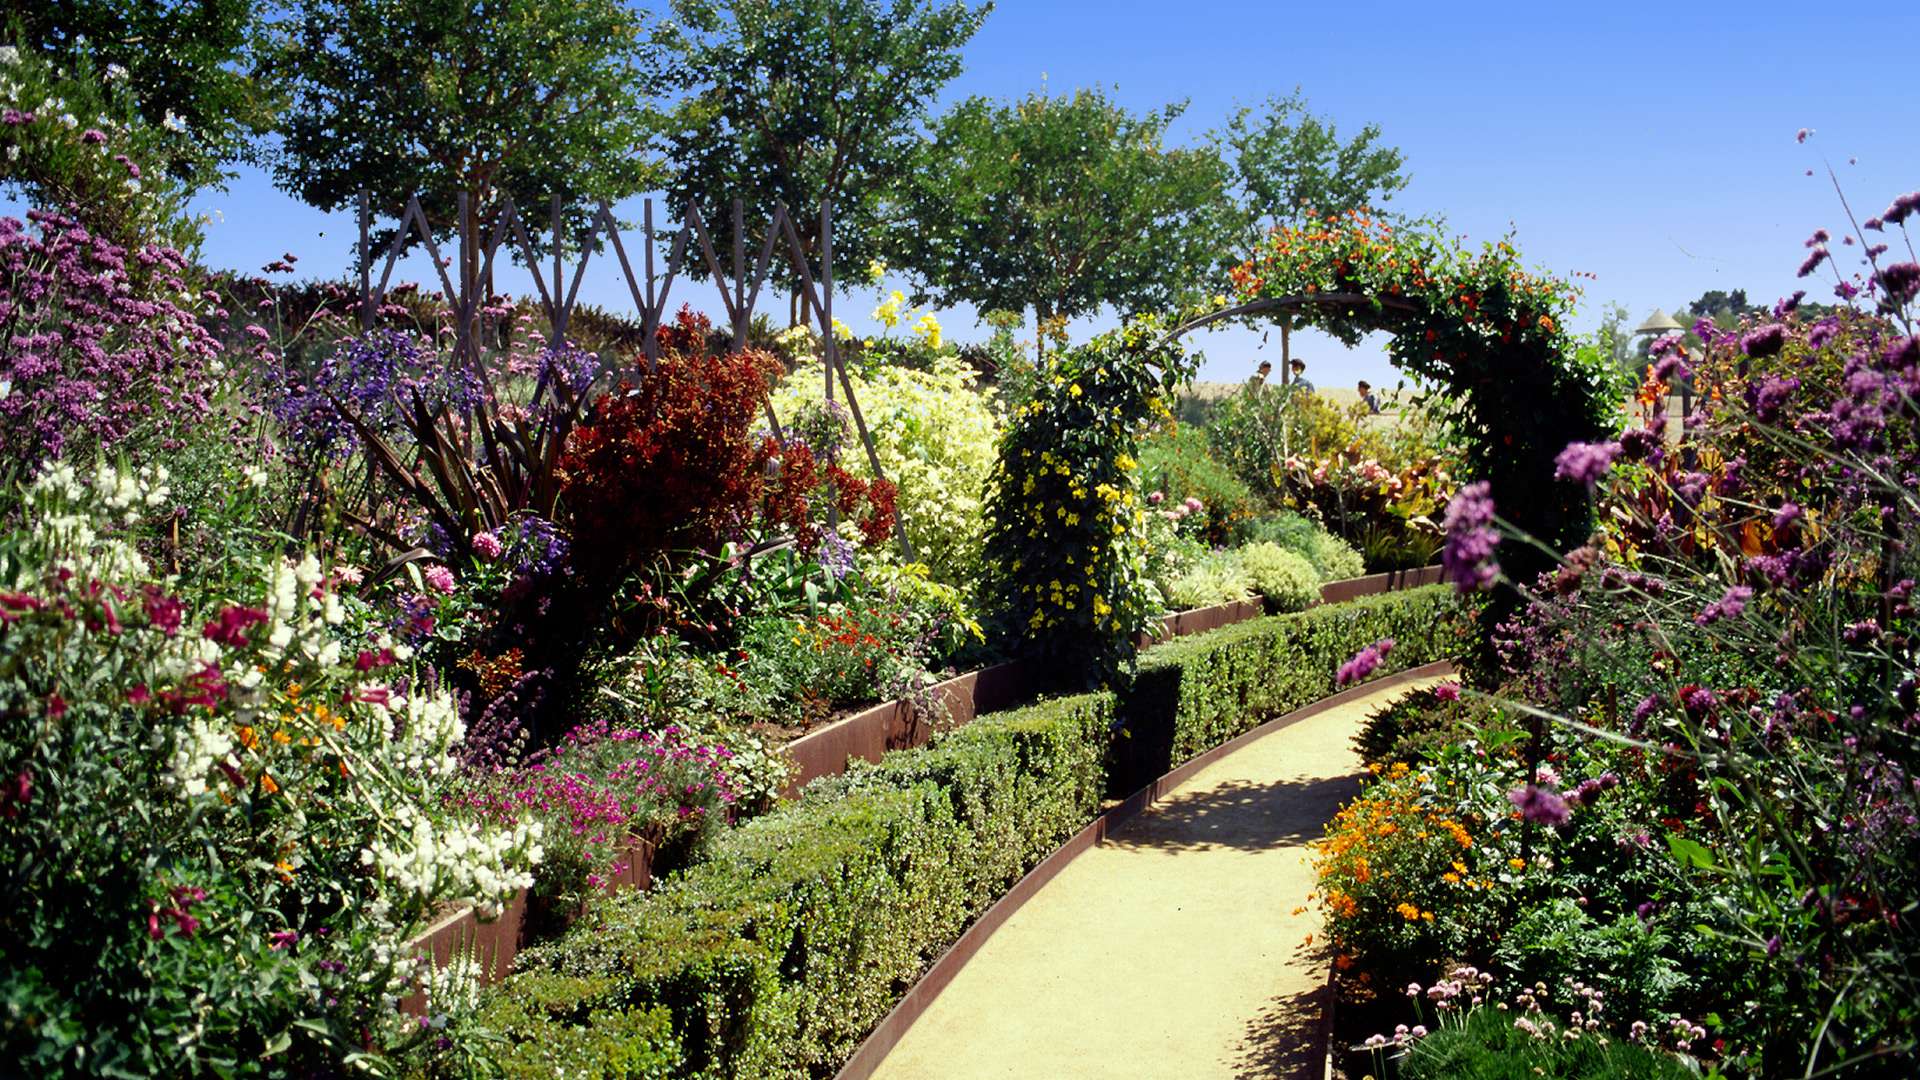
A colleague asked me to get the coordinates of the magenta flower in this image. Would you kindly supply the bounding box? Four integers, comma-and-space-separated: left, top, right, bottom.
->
1507, 784, 1572, 826
1432, 681, 1461, 702
268, 929, 298, 950
423, 565, 456, 595
1336, 638, 1395, 686
1695, 585, 1753, 626
202, 605, 269, 648
1439, 482, 1500, 592
81, 128, 107, 145
1553, 440, 1621, 489
471, 531, 503, 559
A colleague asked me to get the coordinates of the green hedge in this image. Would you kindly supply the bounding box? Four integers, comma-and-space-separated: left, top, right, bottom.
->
1110, 585, 1471, 795
483, 694, 1114, 1078
476, 586, 1464, 1077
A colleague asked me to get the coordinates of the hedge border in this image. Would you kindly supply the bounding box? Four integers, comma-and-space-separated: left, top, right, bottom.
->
473, 585, 1468, 1078
834, 659, 1457, 1080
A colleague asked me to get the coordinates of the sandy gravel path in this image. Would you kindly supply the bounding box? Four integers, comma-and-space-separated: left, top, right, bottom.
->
868, 676, 1449, 1080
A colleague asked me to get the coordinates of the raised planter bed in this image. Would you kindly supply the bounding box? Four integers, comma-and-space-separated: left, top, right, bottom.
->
405, 567, 1442, 1006
782, 567, 1441, 798
832, 659, 1459, 1080
400, 832, 655, 1015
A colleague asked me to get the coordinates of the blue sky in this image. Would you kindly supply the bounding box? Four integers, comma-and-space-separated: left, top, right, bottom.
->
164, 1, 1920, 388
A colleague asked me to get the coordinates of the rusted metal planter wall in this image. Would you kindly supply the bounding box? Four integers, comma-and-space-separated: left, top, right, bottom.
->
782, 567, 1441, 798
399, 833, 654, 1014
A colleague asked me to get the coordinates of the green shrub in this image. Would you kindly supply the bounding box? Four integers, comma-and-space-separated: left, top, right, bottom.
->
1354, 683, 1497, 767
1245, 511, 1366, 581
1491, 900, 1697, 1029
1138, 424, 1260, 546
1237, 542, 1320, 612
1165, 549, 1254, 610
771, 353, 1000, 585
1398, 1008, 1695, 1079
476, 975, 682, 1079
1113, 585, 1471, 792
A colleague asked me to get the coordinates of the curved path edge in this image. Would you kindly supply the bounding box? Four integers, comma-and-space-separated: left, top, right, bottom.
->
833, 659, 1459, 1080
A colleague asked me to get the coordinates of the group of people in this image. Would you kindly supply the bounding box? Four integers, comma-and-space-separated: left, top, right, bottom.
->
1247, 358, 1381, 414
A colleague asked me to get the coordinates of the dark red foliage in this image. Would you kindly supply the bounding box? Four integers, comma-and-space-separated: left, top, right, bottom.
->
560, 311, 783, 578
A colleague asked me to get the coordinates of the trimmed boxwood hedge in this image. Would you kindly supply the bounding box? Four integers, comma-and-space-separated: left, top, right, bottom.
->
475, 586, 1464, 1078
1111, 585, 1473, 795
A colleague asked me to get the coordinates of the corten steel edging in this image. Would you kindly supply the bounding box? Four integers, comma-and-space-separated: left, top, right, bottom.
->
784, 568, 1444, 800
398, 833, 653, 1014
833, 659, 1459, 1080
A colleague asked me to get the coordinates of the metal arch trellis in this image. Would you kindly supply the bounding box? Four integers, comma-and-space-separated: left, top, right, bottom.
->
351, 190, 915, 563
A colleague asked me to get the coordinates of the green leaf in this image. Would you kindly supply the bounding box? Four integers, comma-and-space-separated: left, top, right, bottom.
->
1667, 834, 1717, 871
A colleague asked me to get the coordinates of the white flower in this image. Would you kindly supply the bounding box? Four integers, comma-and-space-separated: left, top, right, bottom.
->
246, 467, 268, 488
0, 46, 19, 65
105, 64, 127, 82
161, 110, 185, 133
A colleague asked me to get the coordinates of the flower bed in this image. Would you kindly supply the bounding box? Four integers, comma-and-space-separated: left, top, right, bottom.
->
461, 585, 1464, 1076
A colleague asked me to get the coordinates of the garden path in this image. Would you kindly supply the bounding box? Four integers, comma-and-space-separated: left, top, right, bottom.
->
867, 675, 1451, 1080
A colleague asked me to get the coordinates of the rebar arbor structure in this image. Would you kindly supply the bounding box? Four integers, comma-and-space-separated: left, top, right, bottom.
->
346, 191, 914, 561
1160, 214, 1617, 587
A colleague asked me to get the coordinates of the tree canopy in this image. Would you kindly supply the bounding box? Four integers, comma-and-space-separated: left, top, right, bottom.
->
264, 0, 665, 256
887, 88, 1233, 327
9, 1, 274, 188
654, 0, 989, 294
1211, 91, 1409, 259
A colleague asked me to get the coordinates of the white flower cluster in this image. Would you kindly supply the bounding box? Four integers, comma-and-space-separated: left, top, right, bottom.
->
167, 716, 235, 797
12, 463, 166, 585
362, 807, 543, 919
391, 689, 465, 777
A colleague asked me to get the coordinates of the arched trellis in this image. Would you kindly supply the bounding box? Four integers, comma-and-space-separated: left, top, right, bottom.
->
1154, 277, 1610, 589
348, 191, 915, 562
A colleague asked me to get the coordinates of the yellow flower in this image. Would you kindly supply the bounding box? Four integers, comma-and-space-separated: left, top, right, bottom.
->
913, 312, 943, 350
866, 258, 887, 284
831, 316, 854, 341
872, 289, 906, 329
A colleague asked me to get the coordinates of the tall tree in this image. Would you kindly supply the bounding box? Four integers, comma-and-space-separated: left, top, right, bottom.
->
9, 1, 274, 188
887, 89, 1233, 335
654, 0, 989, 308
264, 0, 665, 266
1212, 91, 1409, 259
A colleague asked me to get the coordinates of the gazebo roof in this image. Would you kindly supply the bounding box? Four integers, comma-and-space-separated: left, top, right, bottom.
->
1634, 309, 1686, 335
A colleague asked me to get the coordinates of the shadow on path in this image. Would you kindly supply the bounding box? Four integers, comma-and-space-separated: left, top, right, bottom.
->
1105, 774, 1363, 854
1229, 955, 1328, 1079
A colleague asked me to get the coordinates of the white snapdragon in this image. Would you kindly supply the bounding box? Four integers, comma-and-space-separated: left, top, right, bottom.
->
363, 808, 541, 918
168, 717, 235, 797
394, 690, 464, 776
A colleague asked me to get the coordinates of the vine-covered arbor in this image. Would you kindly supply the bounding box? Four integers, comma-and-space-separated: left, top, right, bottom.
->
1179, 211, 1619, 581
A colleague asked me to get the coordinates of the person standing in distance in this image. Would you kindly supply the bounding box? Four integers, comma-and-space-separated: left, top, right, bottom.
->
1288, 358, 1315, 394
1357, 379, 1381, 414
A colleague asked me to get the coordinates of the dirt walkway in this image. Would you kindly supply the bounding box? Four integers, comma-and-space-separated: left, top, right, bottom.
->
868, 676, 1450, 1080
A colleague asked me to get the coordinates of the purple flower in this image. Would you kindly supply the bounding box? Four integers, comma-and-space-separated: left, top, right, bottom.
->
1797, 247, 1829, 278
1618, 424, 1662, 462
1440, 482, 1500, 592
1336, 638, 1395, 686
81, 128, 107, 145
1553, 440, 1621, 489
1742, 324, 1789, 357
1876, 262, 1920, 306
1773, 502, 1803, 530
268, 929, 299, 950
1796, 128, 1812, 144
1806, 228, 1830, 246
1695, 585, 1753, 626
1881, 192, 1920, 226
1507, 784, 1572, 826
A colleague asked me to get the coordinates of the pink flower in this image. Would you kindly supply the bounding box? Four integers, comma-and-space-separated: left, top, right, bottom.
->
1336, 638, 1395, 686
471, 531, 503, 559
268, 929, 298, 950
1432, 681, 1461, 702
423, 565, 456, 595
